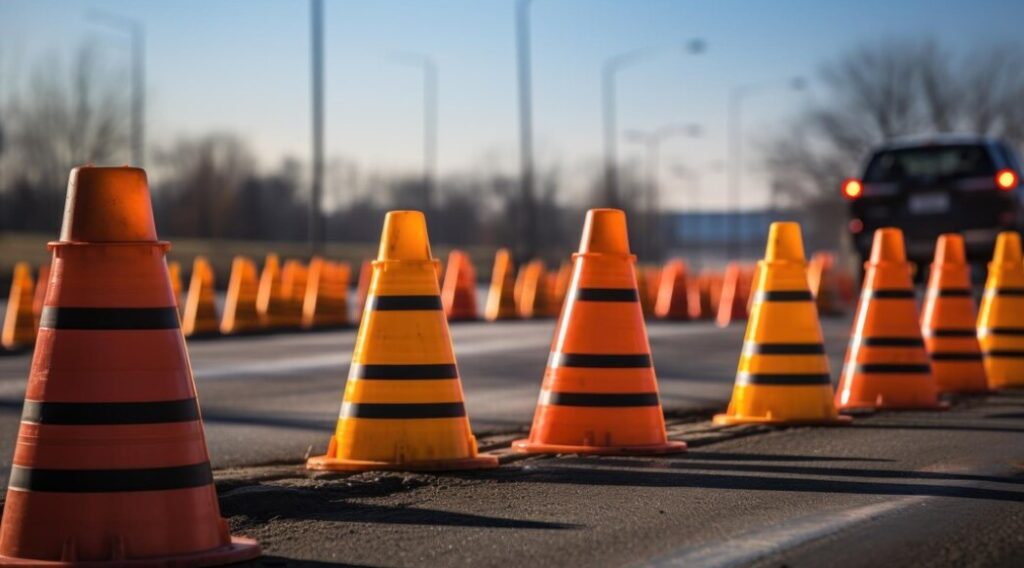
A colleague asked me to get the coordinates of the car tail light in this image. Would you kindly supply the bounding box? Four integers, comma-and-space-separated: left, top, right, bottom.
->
996, 169, 1018, 191
842, 178, 863, 200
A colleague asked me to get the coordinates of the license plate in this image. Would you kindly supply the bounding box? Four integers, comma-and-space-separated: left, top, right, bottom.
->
908, 193, 950, 214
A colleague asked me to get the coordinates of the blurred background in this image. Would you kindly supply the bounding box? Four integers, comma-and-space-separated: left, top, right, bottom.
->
2, 0, 1023, 277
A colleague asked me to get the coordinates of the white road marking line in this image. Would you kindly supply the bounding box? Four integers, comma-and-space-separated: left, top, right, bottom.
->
647, 496, 926, 568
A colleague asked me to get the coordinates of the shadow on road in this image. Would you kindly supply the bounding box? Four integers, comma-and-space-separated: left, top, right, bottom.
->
551, 456, 1024, 486
462, 464, 1024, 503
220, 483, 577, 530
202, 409, 334, 432
681, 451, 893, 463
240, 555, 380, 567
850, 422, 1024, 434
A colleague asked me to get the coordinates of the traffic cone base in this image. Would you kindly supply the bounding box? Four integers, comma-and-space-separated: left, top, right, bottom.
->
0, 536, 259, 567
308, 435, 498, 472
307, 211, 498, 472
714, 222, 848, 426
713, 388, 851, 425
514, 209, 684, 456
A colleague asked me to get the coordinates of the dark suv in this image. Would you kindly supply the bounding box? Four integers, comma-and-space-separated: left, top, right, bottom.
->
844, 135, 1023, 270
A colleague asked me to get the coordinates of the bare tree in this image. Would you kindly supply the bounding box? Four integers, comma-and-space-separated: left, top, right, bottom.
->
0, 42, 129, 232
152, 133, 257, 238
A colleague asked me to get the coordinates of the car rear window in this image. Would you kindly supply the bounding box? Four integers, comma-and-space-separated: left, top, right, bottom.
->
863, 145, 996, 183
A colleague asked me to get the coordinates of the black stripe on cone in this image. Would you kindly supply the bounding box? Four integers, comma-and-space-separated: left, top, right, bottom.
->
540, 392, 661, 407
21, 399, 200, 425
9, 462, 214, 493
548, 353, 653, 368
39, 307, 180, 330
366, 295, 443, 311
340, 402, 467, 419
350, 363, 459, 380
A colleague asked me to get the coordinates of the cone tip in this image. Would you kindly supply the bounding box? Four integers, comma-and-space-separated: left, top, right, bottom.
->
579, 208, 630, 255
764, 222, 805, 262
993, 231, 1023, 264
934, 234, 966, 265
59, 165, 157, 242
379, 210, 432, 261
869, 227, 907, 263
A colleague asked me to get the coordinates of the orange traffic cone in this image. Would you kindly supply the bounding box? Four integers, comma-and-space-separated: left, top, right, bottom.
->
645, 267, 662, 309
513, 209, 685, 455
714, 223, 848, 425
516, 260, 552, 319
32, 264, 50, 330
485, 248, 518, 321
688, 274, 714, 320
221, 256, 263, 334
168, 260, 183, 311
281, 259, 308, 326
635, 265, 655, 316
307, 211, 498, 472
977, 231, 1024, 389
0, 166, 260, 565
654, 259, 690, 320
707, 271, 724, 315
551, 261, 573, 312
441, 250, 479, 321
354, 258, 372, 322
920, 235, 989, 394
182, 256, 219, 337
2, 263, 36, 349
257, 254, 300, 329
835, 228, 945, 411
303, 257, 350, 328
716, 262, 750, 327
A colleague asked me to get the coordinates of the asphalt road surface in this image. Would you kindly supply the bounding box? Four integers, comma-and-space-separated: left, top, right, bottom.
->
1, 317, 1022, 567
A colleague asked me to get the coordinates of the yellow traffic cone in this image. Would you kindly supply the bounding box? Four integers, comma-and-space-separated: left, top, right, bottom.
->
257, 254, 300, 329
303, 257, 350, 328
282, 259, 309, 326
2, 263, 36, 349
182, 256, 219, 337
516, 260, 552, 319
978, 231, 1024, 388
714, 222, 848, 425
221, 256, 263, 334
168, 260, 183, 312
307, 211, 498, 471
485, 248, 518, 321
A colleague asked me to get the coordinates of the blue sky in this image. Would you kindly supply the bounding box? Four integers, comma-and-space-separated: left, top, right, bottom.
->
2, 0, 1022, 210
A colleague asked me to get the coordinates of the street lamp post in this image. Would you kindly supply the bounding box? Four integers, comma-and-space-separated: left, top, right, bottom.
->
624, 123, 701, 259
389, 52, 439, 213
307, 0, 323, 250
88, 11, 145, 167
602, 39, 704, 208
309, 0, 325, 251
726, 76, 805, 259
514, 0, 538, 260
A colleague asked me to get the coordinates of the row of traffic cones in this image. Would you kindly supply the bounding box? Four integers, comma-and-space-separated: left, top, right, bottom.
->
4, 165, 1023, 565
4, 236, 854, 351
